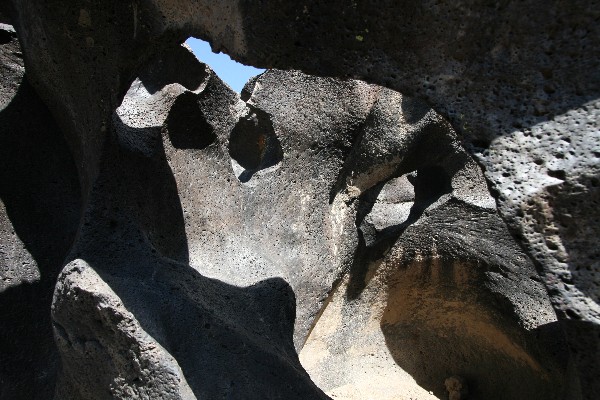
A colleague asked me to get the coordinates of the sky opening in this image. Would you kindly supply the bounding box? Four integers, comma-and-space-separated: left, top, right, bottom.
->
185, 37, 265, 93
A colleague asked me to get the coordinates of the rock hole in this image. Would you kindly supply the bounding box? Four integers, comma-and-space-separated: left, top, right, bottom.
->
163, 92, 216, 150
0, 25, 16, 44
229, 108, 283, 182
547, 169, 566, 180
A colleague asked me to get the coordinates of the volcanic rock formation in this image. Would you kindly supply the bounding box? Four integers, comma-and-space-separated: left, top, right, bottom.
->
0, 1, 599, 399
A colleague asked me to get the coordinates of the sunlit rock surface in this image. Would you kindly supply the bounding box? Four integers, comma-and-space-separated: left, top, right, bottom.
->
1, 0, 599, 397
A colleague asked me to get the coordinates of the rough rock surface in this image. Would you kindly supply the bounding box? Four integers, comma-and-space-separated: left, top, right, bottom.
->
5, 5, 599, 386
0, 24, 81, 399
48, 43, 567, 399
51, 46, 355, 399
1, 0, 599, 398
53, 260, 196, 400
298, 82, 568, 400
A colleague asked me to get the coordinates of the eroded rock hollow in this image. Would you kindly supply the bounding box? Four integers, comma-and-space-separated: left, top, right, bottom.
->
1, 1, 598, 399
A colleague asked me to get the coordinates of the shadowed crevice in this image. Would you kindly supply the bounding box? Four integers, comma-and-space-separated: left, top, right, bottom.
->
0, 76, 82, 400
346, 165, 453, 300
229, 107, 283, 182
163, 91, 217, 150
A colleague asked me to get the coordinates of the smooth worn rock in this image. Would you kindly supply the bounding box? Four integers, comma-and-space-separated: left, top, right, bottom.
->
52, 260, 196, 400
5, 7, 598, 392
1, 0, 599, 398
52, 47, 348, 399
299, 82, 567, 400
46, 43, 569, 399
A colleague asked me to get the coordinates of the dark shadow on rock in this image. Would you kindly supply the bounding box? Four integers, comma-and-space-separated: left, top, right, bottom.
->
240, 74, 262, 102
164, 92, 217, 150
381, 299, 569, 400
400, 95, 430, 124
543, 177, 600, 400
0, 3, 13, 25
137, 45, 210, 95
87, 244, 327, 399
0, 76, 82, 400
560, 319, 600, 400
0, 28, 15, 45
108, 115, 190, 264
346, 165, 452, 300
545, 176, 600, 310
63, 112, 328, 398
229, 107, 283, 182
377, 203, 570, 400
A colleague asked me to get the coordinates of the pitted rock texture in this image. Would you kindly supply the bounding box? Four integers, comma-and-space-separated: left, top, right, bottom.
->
43, 44, 567, 399
3, 0, 600, 368
1, 0, 599, 397
299, 83, 567, 400
52, 46, 362, 399
6, 3, 598, 369
0, 24, 81, 399
53, 260, 196, 400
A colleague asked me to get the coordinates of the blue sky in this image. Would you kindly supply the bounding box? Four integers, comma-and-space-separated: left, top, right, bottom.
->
185, 38, 265, 93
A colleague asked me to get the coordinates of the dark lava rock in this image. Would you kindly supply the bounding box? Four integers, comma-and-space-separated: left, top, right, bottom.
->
1, 0, 599, 397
